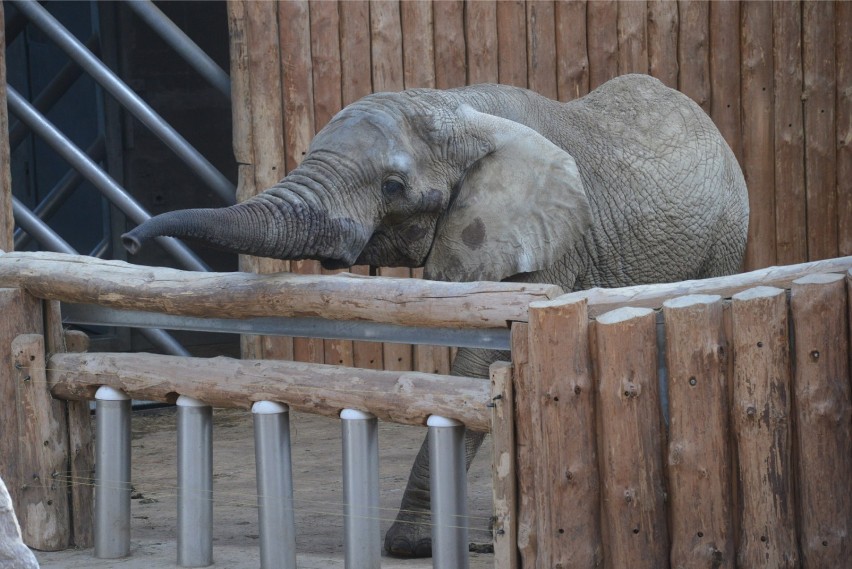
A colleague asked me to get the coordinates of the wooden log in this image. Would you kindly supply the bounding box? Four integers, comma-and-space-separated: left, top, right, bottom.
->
401, 0, 435, 89
772, 1, 807, 266
526, 0, 557, 99
0, 251, 560, 329
12, 334, 70, 550
338, 0, 383, 369
709, 0, 742, 164
510, 322, 537, 567
731, 286, 799, 568
0, 3, 13, 249
0, 289, 44, 546
465, 0, 498, 85
48, 352, 491, 433
617, 0, 648, 76
528, 296, 602, 567
593, 306, 668, 569
496, 0, 527, 88
678, 0, 710, 113
44, 301, 93, 548
647, 0, 679, 88
803, 1, 837, 261
662, 295, 734, 568
226, 0, 252, 169
555, 0, 589, 101
490, 361, 518, 569
740, 1, 776, 270
791, 274, 852, 567
587, 0, 618, 90
433, 0, 465, 89
548, 255, 852, 318
837, 1, 852, 256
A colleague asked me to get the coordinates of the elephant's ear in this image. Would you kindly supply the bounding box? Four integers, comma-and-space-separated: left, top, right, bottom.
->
424, 107, 591, 282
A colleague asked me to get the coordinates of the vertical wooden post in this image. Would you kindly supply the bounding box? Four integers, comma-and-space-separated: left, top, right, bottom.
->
647, 0, 679, 88
45, 300, 93, 547
465, 0, 498, 86
490, 361, 518, 569
791, 274, 852, 567
709, 0, 742, 165
837, 1, 852, 257
616, 0, 648, 76
678, 0, 711, 113
593, 306, 668, 569
555, 0, 589, 102
0, 3, 14, 249
528, 298, 601, 568
586, 0, 618, 90
510, 322, 537, 567
496, 0, 527, 88
731, 286, 799, 568
526, 0, 557, 99
663, 295, 735, 568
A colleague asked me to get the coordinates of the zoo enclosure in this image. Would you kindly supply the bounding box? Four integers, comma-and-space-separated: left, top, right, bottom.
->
1, 250, 851, 568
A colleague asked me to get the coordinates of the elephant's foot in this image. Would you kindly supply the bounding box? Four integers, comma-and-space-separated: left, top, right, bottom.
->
384, 508, 433, 558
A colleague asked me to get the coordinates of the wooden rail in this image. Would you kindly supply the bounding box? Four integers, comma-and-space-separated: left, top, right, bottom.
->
0, 252, 561, 329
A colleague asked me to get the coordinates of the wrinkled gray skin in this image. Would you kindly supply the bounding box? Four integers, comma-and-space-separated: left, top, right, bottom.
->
123, 75, 749, 557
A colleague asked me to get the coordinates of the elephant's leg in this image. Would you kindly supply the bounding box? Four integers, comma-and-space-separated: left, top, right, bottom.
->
384, 348, 509, 558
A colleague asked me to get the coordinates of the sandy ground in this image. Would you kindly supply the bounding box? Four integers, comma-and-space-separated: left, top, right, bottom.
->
34, 407, 494, 568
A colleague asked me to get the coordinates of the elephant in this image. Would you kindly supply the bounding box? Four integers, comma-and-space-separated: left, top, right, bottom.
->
123, 74, 749, 558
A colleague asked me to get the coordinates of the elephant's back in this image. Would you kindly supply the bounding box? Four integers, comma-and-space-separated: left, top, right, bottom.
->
557, 74, 748, 288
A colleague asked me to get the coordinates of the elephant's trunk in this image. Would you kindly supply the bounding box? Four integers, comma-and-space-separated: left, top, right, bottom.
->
122, 188, 368, 267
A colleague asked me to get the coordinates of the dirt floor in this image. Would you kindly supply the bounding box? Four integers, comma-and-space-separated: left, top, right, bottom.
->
34, 407, 494, 568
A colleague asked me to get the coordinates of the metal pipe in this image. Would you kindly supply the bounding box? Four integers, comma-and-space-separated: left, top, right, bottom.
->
125, 0, 231, 98
428, 416, 469, 569
6, 85, 210, 272
94, 386, 131, 559
252, 402, 296, 569
8, 34, 100, 149
177, 395, 213, 568
11, 0, 236, 205
340, 409, 380, 569
13, 137, 105, 250
13, 197, 191, 356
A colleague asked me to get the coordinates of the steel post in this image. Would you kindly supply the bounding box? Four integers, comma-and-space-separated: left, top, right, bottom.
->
340, 409, 380, 569
177, 396, 213, 567
252, 401, 296, 569
428, 415, 469, 569
94, 386, 131, 559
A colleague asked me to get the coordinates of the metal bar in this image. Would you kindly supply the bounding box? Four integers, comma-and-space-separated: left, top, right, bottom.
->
94, 386, 131, 559
177, 396, 213, 568
13, 198, 191, 356
11, 0, 236, 205
341, 409, 381, 569
61, 303, 513, 350
8, 34, 100, 149
6, 85, 210, 272
13, 137, 105, 249
125, 0, 231, 98
428, 416, 469, 569
253, 402, 297, 569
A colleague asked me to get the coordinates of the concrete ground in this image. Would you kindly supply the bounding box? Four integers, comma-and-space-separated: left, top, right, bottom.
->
33, 408, 494, 569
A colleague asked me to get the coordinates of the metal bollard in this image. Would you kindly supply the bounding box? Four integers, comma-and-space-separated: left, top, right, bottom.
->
340, 409, 380, 569
428, 415, 469, 569
252, 401, 296, 569
177, 395, 213, 567
94, 386, 131, 559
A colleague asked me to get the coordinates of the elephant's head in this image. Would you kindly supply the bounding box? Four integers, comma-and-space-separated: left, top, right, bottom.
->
123, 90, 591, 282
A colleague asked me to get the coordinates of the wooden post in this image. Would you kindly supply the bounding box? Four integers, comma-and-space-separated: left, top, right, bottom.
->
677, 0, 710, 113
510, 322, 537, 567
586, 0, 618, 90
709, 0, 742, 165
647, 0, 679, 88
496, 0, 527, 88
731, 286, 799, 568
838, 1, 852, 257
593, 307, 668, 569
527, 297, 601, 568
663, 295, 734, 568
465, 0, 498, 86
791, 274, 852, 567
526, 0, 557, 99
45, 300, 93, 548
555, 0, 589, 102
490, 361, 517, 569
0, 3, 14, 249
616, 0, 648, 76
12, 334, 70, 550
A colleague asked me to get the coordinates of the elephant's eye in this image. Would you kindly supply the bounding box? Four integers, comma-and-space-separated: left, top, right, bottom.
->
382, 178, 406, 196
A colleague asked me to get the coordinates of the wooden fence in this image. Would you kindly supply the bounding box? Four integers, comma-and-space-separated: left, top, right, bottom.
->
228, 0, 852, 371
1, 251, 851, 567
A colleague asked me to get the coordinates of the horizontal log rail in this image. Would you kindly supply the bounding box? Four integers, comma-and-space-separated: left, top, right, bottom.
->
538, 256, 852, 318
0, 252, 561, 329
46, 352, 493, 432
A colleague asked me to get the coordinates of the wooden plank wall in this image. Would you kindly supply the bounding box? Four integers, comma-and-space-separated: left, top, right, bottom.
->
228, 0, 850, 369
